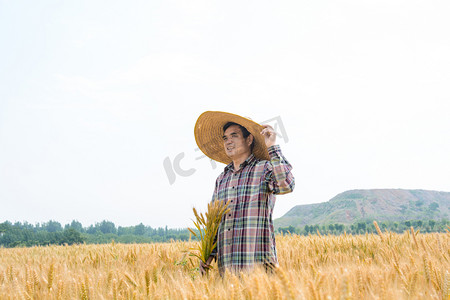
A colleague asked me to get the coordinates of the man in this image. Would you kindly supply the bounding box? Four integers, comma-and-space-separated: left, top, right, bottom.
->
194, 111, 295, 275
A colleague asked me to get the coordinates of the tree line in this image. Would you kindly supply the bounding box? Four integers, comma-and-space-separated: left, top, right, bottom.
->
2, 218, 449, 248
278, 219, 450, 235
0, 220, 192, 248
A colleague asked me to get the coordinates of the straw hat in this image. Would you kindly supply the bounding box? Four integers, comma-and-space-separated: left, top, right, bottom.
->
194, 111, 270, 165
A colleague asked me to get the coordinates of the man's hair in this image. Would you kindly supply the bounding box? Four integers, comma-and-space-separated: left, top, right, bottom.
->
223, 122, 255, 152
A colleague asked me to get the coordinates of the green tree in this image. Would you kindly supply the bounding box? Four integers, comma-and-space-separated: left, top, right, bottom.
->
86, 225, 98, 234
96, 221, 117, 234
357, 222, 366, 233
66, 220, 83, 232
328, 224, 335, 232
44, 220, 63, 232
429, 219, 436, 229
429, 202, 439, 211
134, 223, 146, 235
61, 229, 84, 245
415, 200, 425, 207
0, 222, 8, 234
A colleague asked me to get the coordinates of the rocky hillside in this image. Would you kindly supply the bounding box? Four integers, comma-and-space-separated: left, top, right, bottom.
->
274, 189, 450, 228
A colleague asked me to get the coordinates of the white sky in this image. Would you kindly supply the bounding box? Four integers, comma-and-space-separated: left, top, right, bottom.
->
1, 0, 449, 228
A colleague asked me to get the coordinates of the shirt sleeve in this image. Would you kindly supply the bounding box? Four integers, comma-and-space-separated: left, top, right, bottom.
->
264, 144, 295, 195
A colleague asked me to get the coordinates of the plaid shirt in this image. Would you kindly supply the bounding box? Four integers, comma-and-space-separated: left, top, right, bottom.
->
211, 144, 295, 273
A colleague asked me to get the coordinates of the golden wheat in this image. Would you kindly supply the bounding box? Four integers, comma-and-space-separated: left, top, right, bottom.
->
373, 221, 384, 242
0, 231, 448, 299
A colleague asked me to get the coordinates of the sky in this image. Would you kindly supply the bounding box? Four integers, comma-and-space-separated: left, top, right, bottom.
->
1, 0, 449, 228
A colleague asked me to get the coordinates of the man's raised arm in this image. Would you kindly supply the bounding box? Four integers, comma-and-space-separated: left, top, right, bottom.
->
264, 144, 295, 195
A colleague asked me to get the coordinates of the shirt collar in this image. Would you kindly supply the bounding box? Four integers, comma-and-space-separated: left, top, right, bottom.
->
224, 153, 257, 172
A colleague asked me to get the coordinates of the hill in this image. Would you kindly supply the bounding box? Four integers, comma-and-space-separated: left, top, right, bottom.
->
274, 189, 450, 228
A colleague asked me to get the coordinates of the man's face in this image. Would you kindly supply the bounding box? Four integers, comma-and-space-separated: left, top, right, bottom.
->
222, 125, 253, 159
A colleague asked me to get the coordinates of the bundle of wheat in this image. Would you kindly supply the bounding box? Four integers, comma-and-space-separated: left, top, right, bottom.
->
187, 199, 230, 273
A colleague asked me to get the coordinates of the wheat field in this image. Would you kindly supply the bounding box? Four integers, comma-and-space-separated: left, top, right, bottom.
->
0, 230, 448, 299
